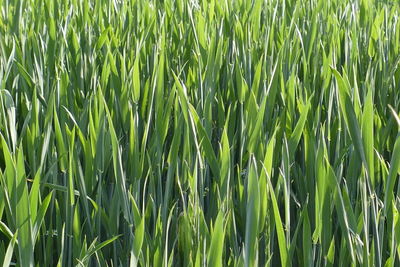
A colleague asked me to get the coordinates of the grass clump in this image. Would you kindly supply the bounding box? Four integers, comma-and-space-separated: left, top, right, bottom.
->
0, 0, 400, 266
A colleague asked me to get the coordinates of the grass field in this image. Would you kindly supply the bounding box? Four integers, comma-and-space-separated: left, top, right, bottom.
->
1, 0, 400, 266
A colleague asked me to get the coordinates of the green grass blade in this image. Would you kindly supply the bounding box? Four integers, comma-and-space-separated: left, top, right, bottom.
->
2, 231, 18, 267
207, 211, 225, 267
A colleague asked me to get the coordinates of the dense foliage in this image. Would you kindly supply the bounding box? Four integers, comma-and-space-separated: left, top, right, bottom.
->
1, 0, 400, 266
